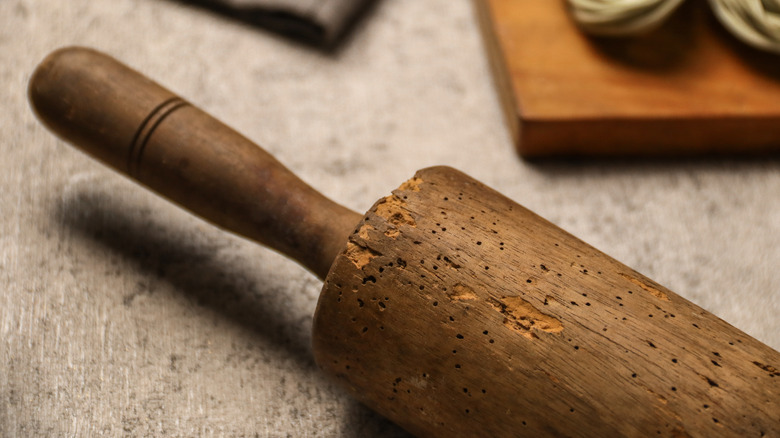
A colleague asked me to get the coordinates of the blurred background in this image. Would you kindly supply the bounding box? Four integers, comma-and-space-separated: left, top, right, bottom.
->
1, 0, 778, 436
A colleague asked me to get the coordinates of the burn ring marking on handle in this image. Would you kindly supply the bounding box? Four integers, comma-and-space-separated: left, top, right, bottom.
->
128, 97, 190, 178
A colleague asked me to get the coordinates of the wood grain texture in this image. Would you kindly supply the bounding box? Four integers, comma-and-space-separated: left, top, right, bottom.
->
29, 47, 780, 437
476, 0, 780, 157
314, 166, 780, 437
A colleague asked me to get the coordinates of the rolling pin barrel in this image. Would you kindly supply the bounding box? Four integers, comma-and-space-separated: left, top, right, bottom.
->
28, 47, 359, 279
313, 168, 780, 437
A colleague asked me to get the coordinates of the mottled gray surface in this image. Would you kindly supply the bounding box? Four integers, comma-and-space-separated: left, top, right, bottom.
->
1, 0, 779, 436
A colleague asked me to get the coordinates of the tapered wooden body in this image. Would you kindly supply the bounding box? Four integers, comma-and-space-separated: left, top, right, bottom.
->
30, 48, 779, 438
314, 166, 779, 437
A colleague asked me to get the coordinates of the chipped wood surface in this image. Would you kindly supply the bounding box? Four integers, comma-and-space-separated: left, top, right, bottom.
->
24, 45, 780, 438
313, 166, 780, 437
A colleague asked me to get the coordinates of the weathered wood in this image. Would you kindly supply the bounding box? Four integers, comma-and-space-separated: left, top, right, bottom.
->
475, 0, 780, 157
29, 47, 780, 437
314, 167, 780, 437
28, 47, 360, 279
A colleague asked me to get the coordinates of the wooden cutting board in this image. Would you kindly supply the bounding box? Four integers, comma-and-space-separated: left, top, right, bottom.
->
475, 0, 780, 158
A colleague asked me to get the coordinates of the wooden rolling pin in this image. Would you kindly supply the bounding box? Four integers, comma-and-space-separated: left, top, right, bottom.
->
29, 47, 779, 438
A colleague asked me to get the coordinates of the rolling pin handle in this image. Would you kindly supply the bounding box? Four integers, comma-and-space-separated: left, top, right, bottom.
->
28, 47, 360, 279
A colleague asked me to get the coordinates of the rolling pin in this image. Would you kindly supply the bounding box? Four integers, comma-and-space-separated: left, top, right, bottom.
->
29, 47, 779, 437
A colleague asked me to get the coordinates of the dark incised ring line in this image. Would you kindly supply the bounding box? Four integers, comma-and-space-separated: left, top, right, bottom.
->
128, 97, 190, 177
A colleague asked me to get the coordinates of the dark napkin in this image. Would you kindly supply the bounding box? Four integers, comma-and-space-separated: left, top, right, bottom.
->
193, 0, 372, 45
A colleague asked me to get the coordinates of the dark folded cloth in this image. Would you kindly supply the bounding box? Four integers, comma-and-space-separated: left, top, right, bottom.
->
192, 0, 371, 45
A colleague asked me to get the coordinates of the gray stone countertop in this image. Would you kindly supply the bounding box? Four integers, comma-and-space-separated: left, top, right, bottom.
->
1, 0, 778, 435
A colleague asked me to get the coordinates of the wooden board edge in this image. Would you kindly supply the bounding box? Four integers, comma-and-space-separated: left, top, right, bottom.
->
521, 116, 780, 158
